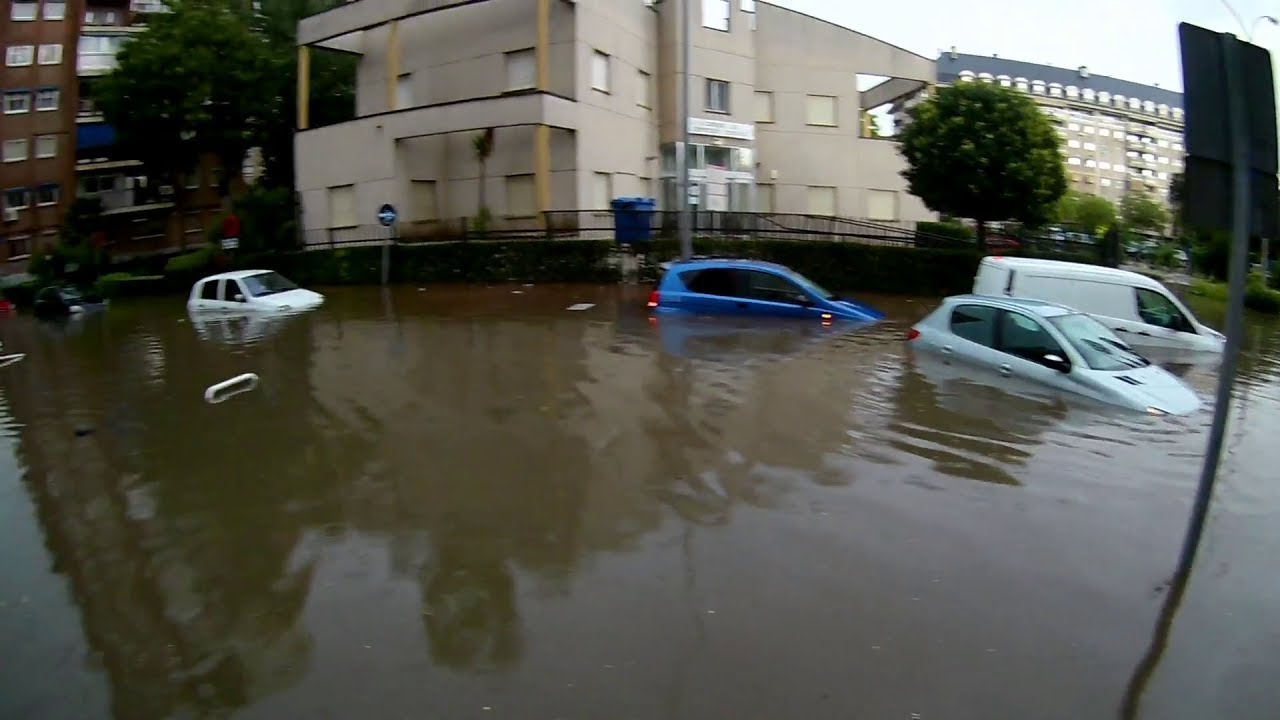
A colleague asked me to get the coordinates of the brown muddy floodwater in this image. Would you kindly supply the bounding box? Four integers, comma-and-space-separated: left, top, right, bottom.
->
0, 284, 1277, 720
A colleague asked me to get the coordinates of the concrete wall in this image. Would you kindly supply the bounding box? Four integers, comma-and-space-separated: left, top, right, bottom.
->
754, 3, 936, 221
571, 0, 660, 203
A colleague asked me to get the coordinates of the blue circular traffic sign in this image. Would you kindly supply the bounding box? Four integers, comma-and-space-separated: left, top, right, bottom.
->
377, 203, 399, 227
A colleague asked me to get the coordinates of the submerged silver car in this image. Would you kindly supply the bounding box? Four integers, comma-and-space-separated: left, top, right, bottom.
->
907, 295, 1201, 416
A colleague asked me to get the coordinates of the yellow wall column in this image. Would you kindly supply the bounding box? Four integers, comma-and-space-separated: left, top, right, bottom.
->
386, 21, 401, 111
535, 0, 552, 212
297, 46, 311, 130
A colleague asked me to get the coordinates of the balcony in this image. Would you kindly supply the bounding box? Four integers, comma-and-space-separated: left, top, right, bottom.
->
77, 53, 118, 75
131, 0, 169, 11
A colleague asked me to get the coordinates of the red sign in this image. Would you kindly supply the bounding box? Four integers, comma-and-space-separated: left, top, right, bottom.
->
222, 214, 241, 239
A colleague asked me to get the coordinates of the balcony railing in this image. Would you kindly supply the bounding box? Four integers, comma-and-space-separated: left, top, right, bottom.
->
78, 52, 119, 75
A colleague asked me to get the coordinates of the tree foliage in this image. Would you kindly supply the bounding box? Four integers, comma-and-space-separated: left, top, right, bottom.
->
1120, 191, 1170, 233
253, 0, 357, 187
898, 82, 1067, 249
1055, 191, 1116, 235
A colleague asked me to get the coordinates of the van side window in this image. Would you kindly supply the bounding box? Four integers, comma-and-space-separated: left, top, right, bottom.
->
200, 281, 218, 301
997, 311, 1066, 362
1135, 288, 1194, 333
950, 304, 998, 346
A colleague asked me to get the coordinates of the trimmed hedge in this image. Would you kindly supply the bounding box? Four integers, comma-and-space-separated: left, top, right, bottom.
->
94, 273, 167, 299
1189, 275, 1280, 314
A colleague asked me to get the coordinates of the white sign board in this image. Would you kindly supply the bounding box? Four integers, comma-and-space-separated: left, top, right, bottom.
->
706, 194, 728, 211
688, 117, 755, 141
221, 237, 240, 250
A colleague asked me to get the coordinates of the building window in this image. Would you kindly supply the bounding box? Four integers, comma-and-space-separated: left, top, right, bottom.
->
1082, 88, 1095, 101
1048, 83, 1063, 97
395, 73, 412, 109
1172, 142, 1183, 152
411, 180, 438, 220
1083, 126, 1095, 134
1157, 156, 1169, 165
35, 135, 56, 158
1066, 85, 1078, 98
1067, 139, 1080, 149
1099, 128, 1110, 137
2, 140, 29, 163
637, 70, 651, 108
42, 2, 66, 20
505, 175, 535, 216
592, 172, 612, 209
958, 71, 975, 82
1083, 142, 1096, 151
996, 75, 1011, 87
35, 183, 59, 206
1098, 91, 1110, 105
866, 189, 897, 221
185, 165, 201, 189
1099, 162, 1111, 170
1085, 159, 1097, 168
4, 188, 29, 209
806, 95, 837, 126
1014, 77, 1028, 91
3, 92, 31, 114
754, 90, 773, 122
8, 235, 31, 259
1101, 178, 1112, 187
1066, 122, 1080, 131
35, 88, 59, 111
977, 72, 994, 83
705, 79, 729, 113
1067, 157, 1081, 166
37, 44, 62, 65
1157, 139, 1169, 148
1114, 164, 1125, 173
807, 186, 836, 215
504, 49, 535, 91
328, 185, 356, 228
6, 45, 35, 66
11, 2, 36, 20
591, 51, 610, 93
740, 0, 755, 10
702, 0, 729, 31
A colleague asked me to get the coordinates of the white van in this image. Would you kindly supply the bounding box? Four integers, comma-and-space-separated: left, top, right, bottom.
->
972, 257, 1224, 354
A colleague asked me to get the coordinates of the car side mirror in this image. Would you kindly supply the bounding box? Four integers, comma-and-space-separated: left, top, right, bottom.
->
234, 294, 245, 302
794, 294, 813, 306
1042, 353, 1071, 373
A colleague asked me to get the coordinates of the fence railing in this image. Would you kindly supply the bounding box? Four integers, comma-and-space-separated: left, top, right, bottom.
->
296, 210, 1112, 264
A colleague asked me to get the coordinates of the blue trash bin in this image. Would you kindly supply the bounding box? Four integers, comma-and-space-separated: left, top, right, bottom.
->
611, 197, 657, 244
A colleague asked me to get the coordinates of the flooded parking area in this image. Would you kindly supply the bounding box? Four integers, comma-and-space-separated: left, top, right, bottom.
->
0, 284, 1277, 720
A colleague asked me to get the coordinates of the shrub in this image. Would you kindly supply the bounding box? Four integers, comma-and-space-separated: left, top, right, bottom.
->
1189, 274, 1280, 313
915, 220, 973, 247
94, 272, 167, 299
2, 281, 39, 308
164, 246, 215, 274
1151, 243, 1179, 268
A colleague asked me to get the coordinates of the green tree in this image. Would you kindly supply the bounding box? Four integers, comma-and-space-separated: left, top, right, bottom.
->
1168, 172, 1185, 235
473, 128, 496, 213
898, 82, 1067, 251
254, 0, 356, 188
1066, 193, 1116, 236
1120, 191, 1170, 233
96, 0, 276, 209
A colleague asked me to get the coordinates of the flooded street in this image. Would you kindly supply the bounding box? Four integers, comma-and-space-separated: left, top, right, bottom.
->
0, 284, 1277, 720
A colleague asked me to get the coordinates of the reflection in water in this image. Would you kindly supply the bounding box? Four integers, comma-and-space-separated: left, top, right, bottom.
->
0, 287, 1275, 719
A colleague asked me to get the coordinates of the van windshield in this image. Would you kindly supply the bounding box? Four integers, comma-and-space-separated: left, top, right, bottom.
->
1049, 313, 1151, 371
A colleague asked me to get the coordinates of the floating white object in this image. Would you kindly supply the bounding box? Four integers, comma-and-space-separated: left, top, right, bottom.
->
204, 373, 260, 404
566, 303, 595, 311
0, 353, 24, 368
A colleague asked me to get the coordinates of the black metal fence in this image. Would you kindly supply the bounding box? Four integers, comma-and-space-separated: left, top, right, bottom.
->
297, 210, 1112, 264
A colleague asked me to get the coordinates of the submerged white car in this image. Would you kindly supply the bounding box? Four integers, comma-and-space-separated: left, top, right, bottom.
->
187, 270, 324, 313
907, 295, 1201, 416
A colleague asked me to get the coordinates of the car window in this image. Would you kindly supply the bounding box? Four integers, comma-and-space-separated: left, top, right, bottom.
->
745, 270, 805, 303
1135, 287, 1194, 333
1049, 313, 1150, 371
200, 281, 218, 301
221, 279, 245, 302
949, 304, 998, 347
998, 311, 1065, 362
241, 272, 298, 297
682, 268, 742, 297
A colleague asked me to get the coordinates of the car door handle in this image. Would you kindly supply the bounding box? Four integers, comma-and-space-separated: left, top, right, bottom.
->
998, 363, 1012, 376
941, 345, 952, 355
1113, 327, 1129, 332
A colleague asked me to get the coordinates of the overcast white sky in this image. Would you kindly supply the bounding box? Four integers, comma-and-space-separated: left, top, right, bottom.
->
771, 0, 1280, 92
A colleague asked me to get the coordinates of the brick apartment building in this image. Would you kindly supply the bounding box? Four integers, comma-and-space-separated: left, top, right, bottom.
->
2, 0, 231, 272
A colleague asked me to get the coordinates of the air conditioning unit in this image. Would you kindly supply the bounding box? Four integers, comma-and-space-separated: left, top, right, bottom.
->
2, 207, 18, 223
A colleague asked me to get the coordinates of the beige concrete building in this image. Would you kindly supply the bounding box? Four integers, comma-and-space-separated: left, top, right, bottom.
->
293, 0, 935, 239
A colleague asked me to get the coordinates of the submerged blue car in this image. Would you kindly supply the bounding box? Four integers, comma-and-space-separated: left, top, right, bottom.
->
648, 258, 884, 321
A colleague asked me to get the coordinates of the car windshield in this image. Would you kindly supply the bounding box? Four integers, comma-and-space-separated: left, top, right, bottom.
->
1049, 313, 1151, 371
240, 272, 298, 297
787, 271, 835, 300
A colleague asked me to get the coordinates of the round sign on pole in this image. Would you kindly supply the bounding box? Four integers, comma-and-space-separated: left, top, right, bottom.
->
377, 203, 399, 227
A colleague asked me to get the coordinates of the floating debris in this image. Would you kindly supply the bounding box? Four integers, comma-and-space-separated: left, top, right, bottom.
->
566, 303, 595, 311
204, 373, 260, 404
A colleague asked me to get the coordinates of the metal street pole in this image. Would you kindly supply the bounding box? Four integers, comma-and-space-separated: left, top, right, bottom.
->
1177, 32, 1252, 578
677, 0, 693, 260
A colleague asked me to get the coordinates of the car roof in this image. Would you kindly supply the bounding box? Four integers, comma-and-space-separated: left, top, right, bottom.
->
666, 257, 797, 274
945, 293, 1078, 318
981, 257, 1164, 289
200, 270, 274, 281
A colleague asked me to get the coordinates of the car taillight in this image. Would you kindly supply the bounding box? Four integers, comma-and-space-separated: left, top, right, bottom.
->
647, 290, 660, 308
906, 328, 920, 341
